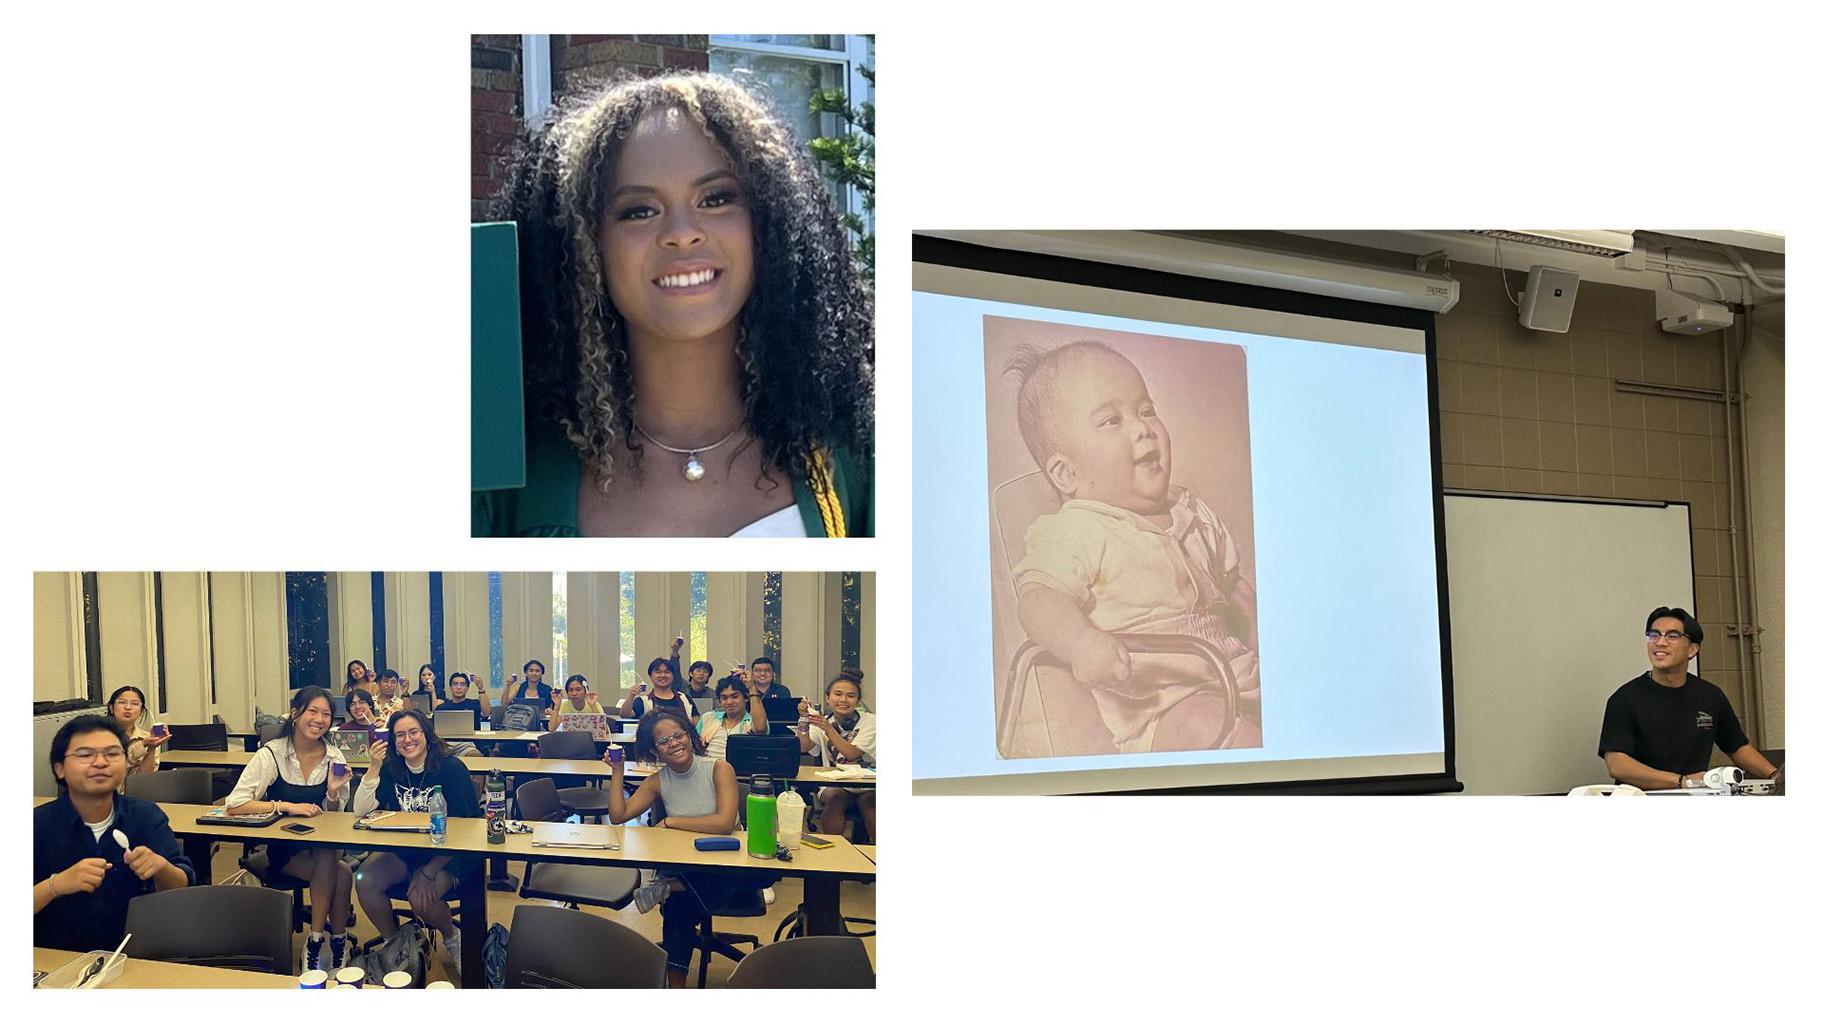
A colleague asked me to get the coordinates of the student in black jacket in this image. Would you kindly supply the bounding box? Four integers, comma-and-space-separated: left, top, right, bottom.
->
33, 715, 194, 953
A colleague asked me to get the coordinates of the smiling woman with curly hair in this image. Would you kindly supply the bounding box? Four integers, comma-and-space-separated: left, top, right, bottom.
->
473, 71, 874, 537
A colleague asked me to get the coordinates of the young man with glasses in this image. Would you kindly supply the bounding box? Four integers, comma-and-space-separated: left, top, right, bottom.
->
1597, 607, 1783, 790
34, 715, 194, 952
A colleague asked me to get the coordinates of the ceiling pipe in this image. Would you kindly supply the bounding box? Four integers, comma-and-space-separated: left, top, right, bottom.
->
1716, 244, 1785, 299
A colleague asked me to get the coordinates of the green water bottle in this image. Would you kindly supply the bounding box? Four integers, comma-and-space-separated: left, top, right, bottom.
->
745, 774, 777, 860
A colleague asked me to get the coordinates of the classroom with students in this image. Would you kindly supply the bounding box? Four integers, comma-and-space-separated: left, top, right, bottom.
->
33, 571, 877, 989
912, 229, 1786, 797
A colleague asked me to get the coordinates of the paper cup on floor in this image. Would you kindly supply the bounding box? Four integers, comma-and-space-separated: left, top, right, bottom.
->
335, 967, 366, 988
298, 969, 329, 989
383, 971, 412, 990
425, 981, 455, 990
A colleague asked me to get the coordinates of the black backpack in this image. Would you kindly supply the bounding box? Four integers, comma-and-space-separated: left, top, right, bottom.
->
499, 702, 542, 732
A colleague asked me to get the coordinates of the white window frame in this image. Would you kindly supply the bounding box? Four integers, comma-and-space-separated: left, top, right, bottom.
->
709, 35, 873, 235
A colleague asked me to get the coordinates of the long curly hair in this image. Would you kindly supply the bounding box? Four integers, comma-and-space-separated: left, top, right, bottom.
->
492, 71, 874, 488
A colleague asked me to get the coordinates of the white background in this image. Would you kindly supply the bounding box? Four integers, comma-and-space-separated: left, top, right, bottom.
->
7, 0, 1817, 1018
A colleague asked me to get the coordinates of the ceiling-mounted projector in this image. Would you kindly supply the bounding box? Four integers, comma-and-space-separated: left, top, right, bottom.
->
1656, 291, 1734, 335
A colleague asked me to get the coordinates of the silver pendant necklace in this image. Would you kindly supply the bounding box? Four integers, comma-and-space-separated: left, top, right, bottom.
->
634, 423, 741, 482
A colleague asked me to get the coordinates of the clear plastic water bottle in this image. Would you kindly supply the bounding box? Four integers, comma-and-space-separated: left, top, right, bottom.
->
428, 786, 447, 846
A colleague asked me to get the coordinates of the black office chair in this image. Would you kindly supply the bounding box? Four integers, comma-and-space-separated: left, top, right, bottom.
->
512, 779, 640, 911
164, 722, 235, 802
681, 877, 768, 988
640, 794, 770, 988
124, 885, 293, 974
534, 730, 612, 821
236, 847, 316, 934
727, 935, 875, 988
167, 722, 228, 751
123, 767, 214, 805
257, 722, 283, 744
503, 905, 665, 988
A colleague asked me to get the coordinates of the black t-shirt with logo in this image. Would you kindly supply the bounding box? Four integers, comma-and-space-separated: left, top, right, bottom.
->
1597, 672, 1749, 775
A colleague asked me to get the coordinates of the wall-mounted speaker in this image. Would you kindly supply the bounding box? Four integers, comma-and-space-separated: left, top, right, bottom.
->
1518, 265, 1580, 333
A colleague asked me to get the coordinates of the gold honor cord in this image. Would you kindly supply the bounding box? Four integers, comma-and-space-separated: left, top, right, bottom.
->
810, 448, 847, 538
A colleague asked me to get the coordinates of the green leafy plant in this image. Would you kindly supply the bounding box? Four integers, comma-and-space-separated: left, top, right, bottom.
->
807, 39, 874, 283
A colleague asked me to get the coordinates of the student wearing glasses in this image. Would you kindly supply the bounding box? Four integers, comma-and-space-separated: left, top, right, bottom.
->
34, 715, 194, 953
438, 672, 488, 730
604, 709, 744, 988
351, 708, 483, 978
223, 686, 356, 973
1598, 606, 1784, 790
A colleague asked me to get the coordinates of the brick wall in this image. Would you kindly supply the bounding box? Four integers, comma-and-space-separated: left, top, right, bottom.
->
471, 35, 522, 221
1434, 262, 1752, 714
470, 36, 712, 221
551, 34, 709, 95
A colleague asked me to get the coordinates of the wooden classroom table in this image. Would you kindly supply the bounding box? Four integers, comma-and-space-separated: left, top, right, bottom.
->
146, 803, 873, 989
156, 749, 875, 789
855, 845, 877, 865
34, 947, 295, 989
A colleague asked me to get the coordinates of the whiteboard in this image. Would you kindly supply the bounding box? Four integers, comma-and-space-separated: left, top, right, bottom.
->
1444, 495, 1694, 795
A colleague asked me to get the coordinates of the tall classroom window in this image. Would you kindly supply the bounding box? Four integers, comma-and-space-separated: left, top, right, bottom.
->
552, 571, 568, 683
428, 571, 445, 683
487, 572, 503, 693
284, 573, 332, 690
690, 572, 708, 668
841, 571, 862, 668
370, 572, 387, 674
761, 572, 782, 664
619, 571, 636, 692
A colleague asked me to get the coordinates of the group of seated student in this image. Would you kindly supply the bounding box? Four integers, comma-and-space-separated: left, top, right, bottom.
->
34, 688, 486, 978
35, 714, 195, 956
235, 690, 480, 976
36, 668, 873, 985
342, 661, 493, 724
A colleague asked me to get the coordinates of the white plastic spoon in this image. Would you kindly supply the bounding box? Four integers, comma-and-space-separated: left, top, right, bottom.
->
111, 828, 131, 853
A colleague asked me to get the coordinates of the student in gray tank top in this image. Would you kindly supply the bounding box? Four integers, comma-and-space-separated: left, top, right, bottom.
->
606, 709, 757, 988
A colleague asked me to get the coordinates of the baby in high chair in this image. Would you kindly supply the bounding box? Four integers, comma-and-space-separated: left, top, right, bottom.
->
1006, 339, 1260, 754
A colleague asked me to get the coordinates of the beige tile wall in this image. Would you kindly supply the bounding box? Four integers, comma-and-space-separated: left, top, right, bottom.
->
1434, 262, 1754, 719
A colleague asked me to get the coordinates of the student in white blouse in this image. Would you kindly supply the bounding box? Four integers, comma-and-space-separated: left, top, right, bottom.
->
223, 687, 355, 974
797, 671, 877, 841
